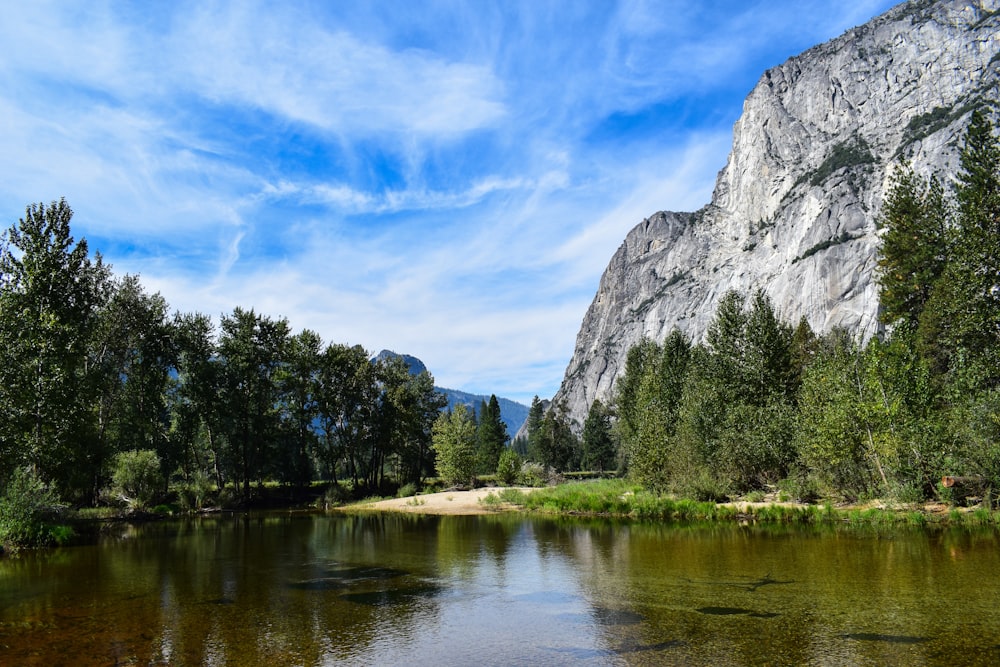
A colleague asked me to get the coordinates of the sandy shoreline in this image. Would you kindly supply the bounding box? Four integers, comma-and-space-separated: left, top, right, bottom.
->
347, 487, 530, 515
344, 487, 961, 518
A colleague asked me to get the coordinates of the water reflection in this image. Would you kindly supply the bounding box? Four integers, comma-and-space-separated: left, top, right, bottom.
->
3, 515, 1000, 665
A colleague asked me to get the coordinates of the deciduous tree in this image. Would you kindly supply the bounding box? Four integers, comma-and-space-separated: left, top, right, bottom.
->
432, 404, 477, 488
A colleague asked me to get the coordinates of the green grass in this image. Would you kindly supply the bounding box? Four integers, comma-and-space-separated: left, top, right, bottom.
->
493, 480, 1000, 529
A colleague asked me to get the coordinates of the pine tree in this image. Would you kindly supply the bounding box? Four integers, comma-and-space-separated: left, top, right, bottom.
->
949, 110, 1000, 374
525, 396, 545, 463
475, 395, 508, 474
581, 399, 616, 473
876, 160, 950, 328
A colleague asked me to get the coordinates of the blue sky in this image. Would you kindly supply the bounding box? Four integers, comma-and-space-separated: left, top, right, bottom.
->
0, 0, 897, 405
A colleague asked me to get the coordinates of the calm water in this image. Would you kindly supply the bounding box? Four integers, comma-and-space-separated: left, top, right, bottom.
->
2, 512, 1000, 666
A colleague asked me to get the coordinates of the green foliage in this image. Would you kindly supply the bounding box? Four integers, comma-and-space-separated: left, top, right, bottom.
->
792, 231, 858, 264
431, 404, 477, 488
475, 395, 508, 475
524, 396, 545, 463
176, 469, 215, 511
217, 307, 290, 498
876, 160, 949, 328
581, 399, 616, 473
495, 447, 521, 486
677, 291, 797, 493
517, 461, 548, 487
807, 136, 875, 187
91, 275, 176, 486
397, 482, 419, 498
532, 401, 580, 472
936, 110, 1000, 383
109, 449, 164, 509
0, 468, 73, 550
616, 329, 691, 491
0, 199, 110, 501
903, 105, 957, 145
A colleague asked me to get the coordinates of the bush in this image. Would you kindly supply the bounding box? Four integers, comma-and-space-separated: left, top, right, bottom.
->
518, 462, 548, 487
0, 467, 73, 550
315, 483, 350, 510
397, 482, 419, 498
110, 450, 164, 510
778, 471, 821, 504
496, 449, 521, 486
177, 469, 215, 511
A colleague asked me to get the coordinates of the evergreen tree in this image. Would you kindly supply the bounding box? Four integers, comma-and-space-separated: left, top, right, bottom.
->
616, 330, 691, 490
581, 399, 616, 473
525, 396, 545, 463
876, 160, 950, 329
536, 402, 579, 472
475, 395, 508, 475
940, 110, 1000, 383
673, 291, 796, 493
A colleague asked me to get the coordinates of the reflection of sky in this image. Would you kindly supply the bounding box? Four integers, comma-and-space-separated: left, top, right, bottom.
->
0, 2, 897, 404
380, 520, 613, 665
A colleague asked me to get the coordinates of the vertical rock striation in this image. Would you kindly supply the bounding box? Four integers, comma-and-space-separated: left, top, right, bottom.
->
552, 0, 1000, 431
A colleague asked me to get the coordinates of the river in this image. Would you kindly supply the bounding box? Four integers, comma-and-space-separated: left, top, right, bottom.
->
2, 512, 999, 665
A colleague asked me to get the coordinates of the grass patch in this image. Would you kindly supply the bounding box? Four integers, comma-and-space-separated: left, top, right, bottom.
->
512, 479, 640, 515
491, 481, 1000, 530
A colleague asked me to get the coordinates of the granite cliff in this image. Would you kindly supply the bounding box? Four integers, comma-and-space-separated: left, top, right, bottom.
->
552, 0, 1000, 431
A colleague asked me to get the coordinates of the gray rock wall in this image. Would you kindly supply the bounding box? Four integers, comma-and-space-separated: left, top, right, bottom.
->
552, 0, 1000, 431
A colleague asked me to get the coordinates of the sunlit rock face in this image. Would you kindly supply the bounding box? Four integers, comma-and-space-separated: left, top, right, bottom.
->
552, 0, 1000, 431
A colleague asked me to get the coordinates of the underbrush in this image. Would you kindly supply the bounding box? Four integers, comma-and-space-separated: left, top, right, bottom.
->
0, 468, 74, 551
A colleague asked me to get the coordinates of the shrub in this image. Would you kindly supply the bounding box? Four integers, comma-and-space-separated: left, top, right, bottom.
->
496, 449, 521, 486
0, 467, 73, 550
315, 484, 350, 510
397, 482, 419, 498
177, 469, 215, 511
518, 462, 548, 487
110, 450, 164, 510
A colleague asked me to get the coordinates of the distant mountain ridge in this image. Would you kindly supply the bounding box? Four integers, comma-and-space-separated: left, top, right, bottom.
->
373, 350, 529, 436
435, 387, 530, 439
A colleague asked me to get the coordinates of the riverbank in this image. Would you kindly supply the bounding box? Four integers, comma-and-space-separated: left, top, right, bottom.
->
346, 480, 1000, 528
347, 487, 533, 515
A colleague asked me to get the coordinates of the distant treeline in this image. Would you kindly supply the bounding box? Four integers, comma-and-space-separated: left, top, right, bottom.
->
0, 199, 464, 506
612, 109, 1000, 503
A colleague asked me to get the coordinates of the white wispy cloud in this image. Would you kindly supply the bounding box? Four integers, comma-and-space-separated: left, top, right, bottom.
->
170, 3, 507, 138
0, 0, 899, 404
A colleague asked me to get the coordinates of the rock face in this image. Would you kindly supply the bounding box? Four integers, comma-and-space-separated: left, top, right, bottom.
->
553, 0, 1000, 431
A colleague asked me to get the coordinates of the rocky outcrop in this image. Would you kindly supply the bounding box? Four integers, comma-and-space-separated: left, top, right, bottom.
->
553, 0, 1000, 430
